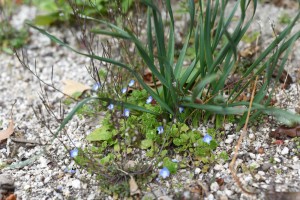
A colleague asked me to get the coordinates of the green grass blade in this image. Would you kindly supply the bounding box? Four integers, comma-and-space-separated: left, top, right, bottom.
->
54, 97, 99, 137
182, 103, 247, 115
91, 29, 130, 39
192, 74, 218, 101
147, 8, 154, 61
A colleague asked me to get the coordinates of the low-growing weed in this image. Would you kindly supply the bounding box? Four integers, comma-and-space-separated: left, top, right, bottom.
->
24, 0, 300, 197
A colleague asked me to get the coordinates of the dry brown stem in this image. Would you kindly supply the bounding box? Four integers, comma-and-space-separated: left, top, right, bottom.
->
229, 76, 258, 196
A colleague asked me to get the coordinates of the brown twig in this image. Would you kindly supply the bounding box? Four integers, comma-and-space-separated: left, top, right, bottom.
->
10, 137, 41, 145
229, 76, 258, 196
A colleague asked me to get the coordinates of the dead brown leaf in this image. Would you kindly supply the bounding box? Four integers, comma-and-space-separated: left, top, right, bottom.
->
272, 69, 293, 89
143, 68, 161, 87
0, 120, 14, 141
62, 79, 91, 97
129, 176, 140, 196
4, 194, 17, 200
270, 125, 300, 139
239, 46, 260, 58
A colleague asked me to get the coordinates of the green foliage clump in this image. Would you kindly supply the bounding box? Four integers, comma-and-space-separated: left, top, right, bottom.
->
28, 0, 133, 26
279, 13, 291, 24
0, 21, 28, 54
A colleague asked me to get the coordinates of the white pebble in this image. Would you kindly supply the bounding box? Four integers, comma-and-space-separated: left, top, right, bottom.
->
248, 133, 255, 140
214, 164, 223, 171
249, 153, 256, 159
24, 184, 31, 190
194, 168, 201, 174
207, 194, 214, 200
71, 179, 81, 189
225, 138, 233, 144
210, 182, 219, 192
224, 188, 233, 196
281, 147, 289, 155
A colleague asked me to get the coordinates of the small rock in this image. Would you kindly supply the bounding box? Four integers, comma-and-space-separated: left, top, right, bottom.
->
219, 195, 228, 200
24, 185, 30, 190
158, 196, 172, 200
71, 179, 81, 189
87, 194, 96, 200
281, 147, 289, 155
249, 133, 255, 140
224, 188, 233, 196
249, 153, 256, 159
194, 168, 201, 174
207, 194, 214, 200
257, 147, 264, 154
225, 138, 233, 144
214, 164, 223, 171
274, 157, 281, 163
210, 182, 219, 192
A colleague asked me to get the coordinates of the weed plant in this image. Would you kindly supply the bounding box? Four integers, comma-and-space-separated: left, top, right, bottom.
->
26, 0, 133, 26
26, 0, 300, 196
0, 3, 29, 54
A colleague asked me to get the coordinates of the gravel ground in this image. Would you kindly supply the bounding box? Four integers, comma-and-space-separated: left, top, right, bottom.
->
0, 2, 300, 200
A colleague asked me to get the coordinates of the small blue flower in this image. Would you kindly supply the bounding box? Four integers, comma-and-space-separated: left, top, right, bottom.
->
172, 159, 179, 163
64, 168, 76, 174
70, 148, 78, 158
157, 126, 164, 134
146, 96, 153, 104
92, 82, 101, 91
121, 88, 127, 94
128, 80, 135, 87
159, 167, 170, 179
107, 104, 114, 110
179, 106, 184, 113
123, 109, 130, 117
203, 134, 212, 144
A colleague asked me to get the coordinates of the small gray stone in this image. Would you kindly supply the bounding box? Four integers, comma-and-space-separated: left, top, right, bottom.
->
210, 182, 219, 192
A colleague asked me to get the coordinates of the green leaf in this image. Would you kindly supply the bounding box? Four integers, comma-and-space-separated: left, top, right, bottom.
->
54, 97, 98, 138
34, 12, 60, 26
141, 139, 153, 149
86, 127, 112, 142
163, 157, 178, 174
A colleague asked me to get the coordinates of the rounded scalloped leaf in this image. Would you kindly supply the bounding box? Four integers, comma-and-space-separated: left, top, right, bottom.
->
86, 127, 112, 142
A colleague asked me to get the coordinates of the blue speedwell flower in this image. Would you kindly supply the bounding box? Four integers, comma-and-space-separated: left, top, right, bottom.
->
146, 96, 153, 104
124, 109, 130, 117
157, 126, 164, 134
70, 148, 79, 158
159, 167, 170, 179
121, 88, 127, 94
92, 82, 101, 91
107, 104, 114, 110
128, 80, 135, 87
179, 106, 184, 113
203, 134, 212, 144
